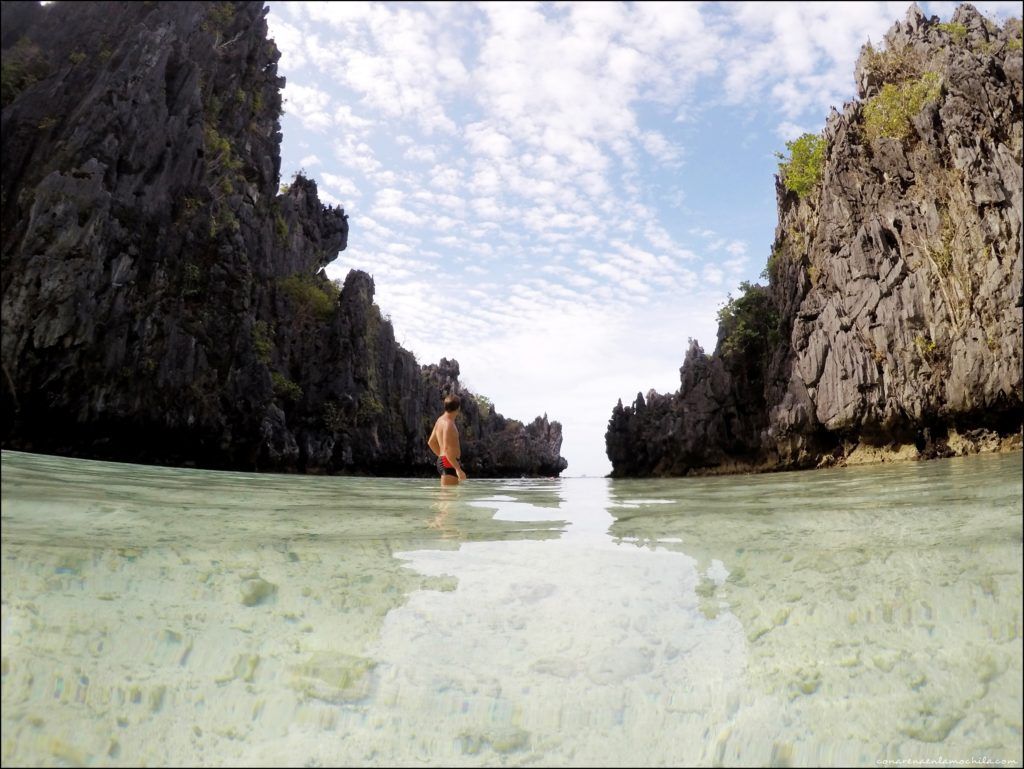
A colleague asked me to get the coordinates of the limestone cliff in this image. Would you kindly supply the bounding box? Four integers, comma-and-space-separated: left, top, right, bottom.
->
0, 0, 567, 476
607, 4, 1022, 476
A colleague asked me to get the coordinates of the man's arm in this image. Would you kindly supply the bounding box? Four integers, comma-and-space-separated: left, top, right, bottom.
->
441, 423, 467, 479
427, 424, 441, 457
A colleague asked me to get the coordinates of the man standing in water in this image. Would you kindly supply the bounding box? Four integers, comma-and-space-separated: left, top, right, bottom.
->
428, 394, 467, 486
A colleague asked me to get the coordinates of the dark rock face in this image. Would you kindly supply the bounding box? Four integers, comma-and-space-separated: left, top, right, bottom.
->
608, 4, 1022, 476
1, 0, 566, 477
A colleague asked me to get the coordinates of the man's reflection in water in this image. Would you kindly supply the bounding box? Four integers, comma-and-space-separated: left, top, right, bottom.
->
427, 496, 461, 539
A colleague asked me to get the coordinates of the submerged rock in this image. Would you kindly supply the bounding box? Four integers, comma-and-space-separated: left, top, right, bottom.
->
608, 4, 1022, 476
289, 652, 376, 704
0, 1, 566, 477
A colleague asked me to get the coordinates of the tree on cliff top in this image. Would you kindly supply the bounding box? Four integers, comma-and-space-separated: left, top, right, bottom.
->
716, 282, 781, 361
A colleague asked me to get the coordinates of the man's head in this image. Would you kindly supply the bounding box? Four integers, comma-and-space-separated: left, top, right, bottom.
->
443, 394, 461, 413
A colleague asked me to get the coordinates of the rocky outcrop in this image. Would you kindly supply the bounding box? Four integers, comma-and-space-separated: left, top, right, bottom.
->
0, 0, 566, 476
608, 4, 1022, 476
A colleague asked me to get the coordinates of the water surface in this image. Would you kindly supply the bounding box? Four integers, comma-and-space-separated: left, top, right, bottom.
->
2, 450, 1021, 766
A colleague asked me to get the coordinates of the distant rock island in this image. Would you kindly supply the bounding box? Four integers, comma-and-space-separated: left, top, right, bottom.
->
0, 1, 567, 476
608, 4, 1022, 476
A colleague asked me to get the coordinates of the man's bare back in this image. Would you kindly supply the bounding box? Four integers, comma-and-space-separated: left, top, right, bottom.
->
427, 395, 467, 485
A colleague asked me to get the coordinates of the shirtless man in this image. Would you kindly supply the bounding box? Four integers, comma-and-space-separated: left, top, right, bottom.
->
427, 394, 467, 486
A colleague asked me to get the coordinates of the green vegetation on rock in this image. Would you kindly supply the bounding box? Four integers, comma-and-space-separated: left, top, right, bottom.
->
1007, 18, 1023, 50
279, 274, 337, 321
1, 37, 50, 108
203, 124, 242, 176
271, 372, 302, 402
914, 334, 940, 363
861, 42, 924, 86
936, 22, 968, 44
931, 210, 955, 276
183, 262, 202, 297
863, 71, 942, 142
252, 320, 273, 363
208, 207, 239, 238
760, 248, 780, 283
776, 133, 826, 198
321, 401, 345, 431
201, 2, 236, 34
716, 282, 781, 359
202, 116, 244, 238
357, 394, 384, 421
274, 209, 288, 244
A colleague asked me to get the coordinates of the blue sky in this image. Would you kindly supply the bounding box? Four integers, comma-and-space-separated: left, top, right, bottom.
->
265, 1, 1019, 477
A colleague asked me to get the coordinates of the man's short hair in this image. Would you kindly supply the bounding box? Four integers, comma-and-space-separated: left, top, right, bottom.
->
444, 394, 461, 412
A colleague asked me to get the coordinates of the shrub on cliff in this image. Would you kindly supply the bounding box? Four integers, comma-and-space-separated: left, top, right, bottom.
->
863, 71, 942, 142
716, 282, 781, 359
279, 275, 337, 321
777, 133, 826, 198
860, 42, 925, 86
1007, 17, 1023, 50
252, 321, 273, 363
270, 372, 302, 402
1, 37, 50, 108
936, 22, 968, 44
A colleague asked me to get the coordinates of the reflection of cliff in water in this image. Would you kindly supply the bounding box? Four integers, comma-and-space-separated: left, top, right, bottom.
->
606, 454, 1023, 764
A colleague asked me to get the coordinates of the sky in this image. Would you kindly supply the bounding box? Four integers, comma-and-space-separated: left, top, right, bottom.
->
265, 1, 1019, 477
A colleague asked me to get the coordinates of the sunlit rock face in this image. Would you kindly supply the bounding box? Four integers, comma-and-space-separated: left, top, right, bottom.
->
0, 1, 566, 477
608, 4, 1023, 477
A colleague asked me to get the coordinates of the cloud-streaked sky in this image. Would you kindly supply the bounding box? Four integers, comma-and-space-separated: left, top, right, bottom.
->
266, 1, 1019, 477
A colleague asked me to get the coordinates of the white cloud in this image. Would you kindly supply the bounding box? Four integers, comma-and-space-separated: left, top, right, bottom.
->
320, 171, 362, 200
411, 190, 466, 214
776, 120, 809, 141
725, 240, 747, 257
331, 136, 382, 177
282, 82, 333, 131
429, 165, 463, 192
375, 188, 405, 208
465, 122, 514, 158
404, 145, 438, 163
702, 265, 724, 286
302, 1, 374, 28
470, 197, 504, 221
640, 130, 683, 165
369, 187, 424, 225
334, 105, 375, 134
289, 2, 467, 134
318, 189, 343, 208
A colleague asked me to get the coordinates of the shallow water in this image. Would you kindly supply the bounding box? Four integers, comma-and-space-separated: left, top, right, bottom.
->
1, 449, 1021, 767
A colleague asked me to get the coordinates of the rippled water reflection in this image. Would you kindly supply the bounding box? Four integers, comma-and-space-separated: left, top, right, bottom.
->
2, 450, 1021, 766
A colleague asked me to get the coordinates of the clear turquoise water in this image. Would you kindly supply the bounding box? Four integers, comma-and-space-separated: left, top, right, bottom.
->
1, 449, 1021, 767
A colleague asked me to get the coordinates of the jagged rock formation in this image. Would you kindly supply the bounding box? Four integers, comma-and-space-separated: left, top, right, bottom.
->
608, 4, 1022, 476
0, 0, 566, 476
